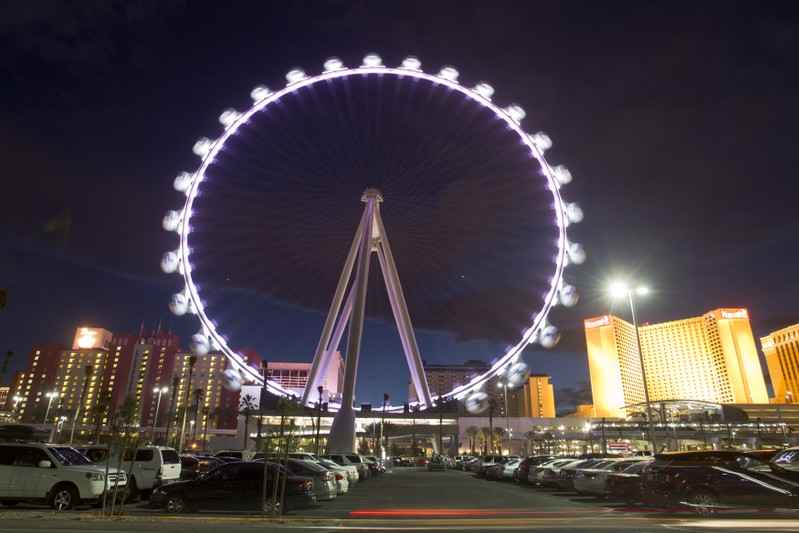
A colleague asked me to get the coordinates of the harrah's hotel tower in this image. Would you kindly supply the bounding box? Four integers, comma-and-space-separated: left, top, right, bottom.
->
584, 308, 768, 418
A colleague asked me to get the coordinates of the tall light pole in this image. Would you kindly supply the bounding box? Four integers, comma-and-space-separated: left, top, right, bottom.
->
498, 379, 512, 455
151, 386, 168, 443
42, 391, 58, 429
611, 283, 657, 453
315, 385, 323, 455
380, 392, 389, 459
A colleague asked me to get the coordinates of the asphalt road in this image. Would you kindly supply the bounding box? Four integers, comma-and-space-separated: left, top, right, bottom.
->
2, 466, 799, 532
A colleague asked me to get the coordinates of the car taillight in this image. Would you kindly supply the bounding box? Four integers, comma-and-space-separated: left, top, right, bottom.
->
300, 480, 312, 491
335, 473, 343, 480
156, 466, 163, 480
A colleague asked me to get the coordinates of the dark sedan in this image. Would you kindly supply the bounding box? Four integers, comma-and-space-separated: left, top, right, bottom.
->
641, 450, 799, 514
149, 461, 315, 514
604, 458, 652, 505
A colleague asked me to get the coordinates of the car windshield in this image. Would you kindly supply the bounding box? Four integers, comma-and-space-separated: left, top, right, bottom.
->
50, 446, 94, 466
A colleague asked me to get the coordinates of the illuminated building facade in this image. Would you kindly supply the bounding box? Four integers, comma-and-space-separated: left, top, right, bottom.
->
265, 352, 344, 400
508, 374, 555, 418
410, 360, 556, 417
761, 322, 799, 404
585, 308, 769, 418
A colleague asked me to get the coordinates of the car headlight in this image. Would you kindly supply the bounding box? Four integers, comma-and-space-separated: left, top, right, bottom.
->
152, 487, 166, 496
85, 472, 104, 482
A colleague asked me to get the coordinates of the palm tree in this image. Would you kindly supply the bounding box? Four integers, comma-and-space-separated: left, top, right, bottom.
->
466, 426, 480, 454
524, 430, 538, 455
492, 427, 505, 453
191, 387, 203, 442
382, 421, 397, 454
90, 390, 112, 444
70, 365, 93, 444
239, 393, 257, 450
480, 426, 492, 454
178, 354, 198, 452
0, 350, 12, 388
165, 376, 180, 447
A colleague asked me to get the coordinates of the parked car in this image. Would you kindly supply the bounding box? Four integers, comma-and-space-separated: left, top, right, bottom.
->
768, 447, 799, 482
474, 455, 505, 478
322, 453, 371, 481
454, 455, 475, 470
536, 457, 579, 487
77, 444, 180, 500
0, 442, 127, 510
573, 457, 650, 496
0, 424, 50, 442
313, 459, 350, 494
318, 457, 358, 487
641, 450, 799, 514
495, 457, 522, 480
513, 455, 557, 484
528, 457, 567, 485
282, 458, 337, 502
604, 458, 653, 505
179, 454, 225, 481
557, 458, 614, 491
363, 455, 384, 475
213, 449, 256, 462
428, 454, 447, 471
149, 461, 315, 514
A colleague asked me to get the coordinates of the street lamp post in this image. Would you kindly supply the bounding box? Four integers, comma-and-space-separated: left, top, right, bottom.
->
315, 385, 323, 455
151, 386, 168, 444
612, 283, 658, 454
42, 392, 58, 430
498, 379, 512, 455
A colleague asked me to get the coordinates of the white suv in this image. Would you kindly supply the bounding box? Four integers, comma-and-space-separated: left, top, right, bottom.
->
0, 442, 127, 510
77, 444, 181, 500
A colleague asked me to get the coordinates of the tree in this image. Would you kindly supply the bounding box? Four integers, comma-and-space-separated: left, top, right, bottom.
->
0, 350, 12, 388
165, 376, 180, 447
90, 390, 112, 444
191, 387, 203, 442
69, 365, 93, 444
480, 426, 493, 454
239, 393, 257, 450
524, 430, 538, 455
492, 427, 505, 452
178, 354, 198, 452
466, 426, 480, 454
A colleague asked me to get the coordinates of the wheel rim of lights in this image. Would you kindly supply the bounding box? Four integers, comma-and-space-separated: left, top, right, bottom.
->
161, 54, 585, 407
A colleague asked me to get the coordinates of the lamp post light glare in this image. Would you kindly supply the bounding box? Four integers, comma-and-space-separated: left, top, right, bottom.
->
151, 386, 169, 444
497, 379, 513, 455
611, 282, 657, 454
42, 391, 58, 430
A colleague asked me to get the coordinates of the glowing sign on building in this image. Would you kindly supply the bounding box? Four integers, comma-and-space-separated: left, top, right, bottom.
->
720, 308, 748, 320
584, 315, 610, 329
72, 327, 113, 350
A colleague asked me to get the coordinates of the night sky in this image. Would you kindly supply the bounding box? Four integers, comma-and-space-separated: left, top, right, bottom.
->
1, 1, 797, 415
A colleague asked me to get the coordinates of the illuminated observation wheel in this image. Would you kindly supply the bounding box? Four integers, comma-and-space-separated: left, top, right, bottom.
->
160, 54, 586, 408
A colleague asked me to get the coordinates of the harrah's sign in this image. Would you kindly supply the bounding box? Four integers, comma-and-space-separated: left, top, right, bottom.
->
584, 315, 610, 329
720, 308, 748, 320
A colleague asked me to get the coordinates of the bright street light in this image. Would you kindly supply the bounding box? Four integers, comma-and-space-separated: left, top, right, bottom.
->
151, 386, 169, 443
42, 391, 58, 429
497, 379, 513, 455
611, 282, 657, 454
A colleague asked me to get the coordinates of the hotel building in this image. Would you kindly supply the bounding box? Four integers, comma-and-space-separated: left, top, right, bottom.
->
409, 360, 556, 417
761, 322, 799, 404
584, 308, 769, 418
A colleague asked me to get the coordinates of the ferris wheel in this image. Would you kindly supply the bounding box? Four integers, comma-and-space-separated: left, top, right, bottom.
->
160, 54, 585, 410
